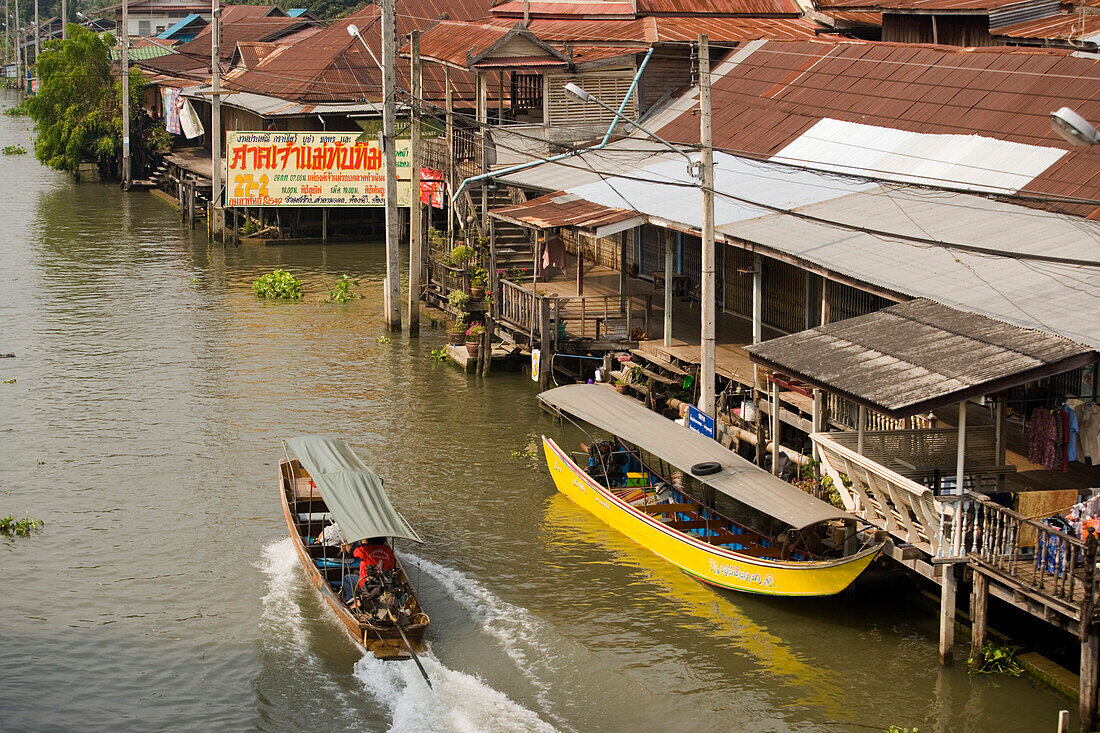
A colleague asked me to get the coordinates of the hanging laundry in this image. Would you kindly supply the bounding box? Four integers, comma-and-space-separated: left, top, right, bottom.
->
1062, 404, 1080, 463
1028, 408, 1060, 471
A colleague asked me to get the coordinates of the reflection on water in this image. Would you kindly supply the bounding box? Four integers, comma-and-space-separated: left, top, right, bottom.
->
0, 89, 1078, 733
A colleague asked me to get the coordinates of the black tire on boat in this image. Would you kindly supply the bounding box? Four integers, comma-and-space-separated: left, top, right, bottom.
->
691, 461, 722, 476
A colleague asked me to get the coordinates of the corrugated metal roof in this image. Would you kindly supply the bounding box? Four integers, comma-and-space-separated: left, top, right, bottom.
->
414, 21, 514, 66
745, 299, 1097, 418
157, 13, 204, 39
825, 10, 884, 24
490, 190, 644, 233
491, 0, 636, 16
718, 185, 1100, 349
179, 84, 383, 117
992, 12, 1100, 40
636, 0, 802, 14
502, 16, 818, 41
816, 0, 1025, 10
497, 143, 1100, 349
771, 117, 1067, 194
651, 39, 1100, 218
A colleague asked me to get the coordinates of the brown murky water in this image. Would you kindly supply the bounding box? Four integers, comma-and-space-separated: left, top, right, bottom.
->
0, 89, 1075, 732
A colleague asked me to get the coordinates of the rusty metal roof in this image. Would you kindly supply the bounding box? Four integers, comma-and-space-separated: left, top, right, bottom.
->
652, 39, 1100, 218
490, 191, 645, 235
992, 12, 1100, 40
746, 299, 1097, 419
490, 0, 636, 17
636, 0, 802, 14
174, 16, 317, 61
504, 15, 818, 41
817, 0, 1024, 10
825, 9, 884, 24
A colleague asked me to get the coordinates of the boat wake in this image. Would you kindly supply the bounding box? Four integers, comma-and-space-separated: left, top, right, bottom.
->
259, 540, 557, 732
404, 554, 578, 729
353, 653, 557, 733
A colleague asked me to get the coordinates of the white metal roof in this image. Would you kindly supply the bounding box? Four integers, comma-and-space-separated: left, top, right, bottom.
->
180, 85, 383, 117
494, 138, 682, 192
770, 118, 1067, 196
719, 187, 1100, 350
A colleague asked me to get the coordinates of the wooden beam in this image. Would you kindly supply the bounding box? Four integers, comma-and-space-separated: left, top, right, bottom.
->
970, 571, 988, 670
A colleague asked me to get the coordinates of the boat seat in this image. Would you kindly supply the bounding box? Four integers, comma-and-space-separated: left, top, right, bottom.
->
666, 519, 718, 531
297, 512, 333, 522
639, 502, 696, 516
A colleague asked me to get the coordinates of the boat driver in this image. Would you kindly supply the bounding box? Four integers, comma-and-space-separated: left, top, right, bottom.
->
340, 538, 396, 606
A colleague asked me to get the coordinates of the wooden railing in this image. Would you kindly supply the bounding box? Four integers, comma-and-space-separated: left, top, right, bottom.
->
496, 280, 652, 345
824, 392, 936, 431
427, 258, 468, 300
939, 494, 1099, 618
812, 431, 941, 555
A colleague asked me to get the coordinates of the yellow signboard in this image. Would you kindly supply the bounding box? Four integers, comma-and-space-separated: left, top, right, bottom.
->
225, 131, 410, 208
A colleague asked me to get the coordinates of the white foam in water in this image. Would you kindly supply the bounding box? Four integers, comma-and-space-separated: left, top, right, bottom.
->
401, 554, 569, 724
354, 652, 557, 733
257, 537, 311, 651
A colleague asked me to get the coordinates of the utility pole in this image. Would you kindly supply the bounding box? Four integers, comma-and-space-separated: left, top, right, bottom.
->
32, 0, 36, 62
60, 0, 65, 39
13, 0, 18, 90
408, 30, 422, 332
6, 0, 10, 69
121, 0, 130, 187
698, 34, 716, 419
381, 0, 400, 330
210, 0, 222, 238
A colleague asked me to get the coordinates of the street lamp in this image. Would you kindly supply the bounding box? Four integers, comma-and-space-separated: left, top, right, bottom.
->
564, 82, 699, 181
346, 23, 383, 71
1051, 107, 1100, 146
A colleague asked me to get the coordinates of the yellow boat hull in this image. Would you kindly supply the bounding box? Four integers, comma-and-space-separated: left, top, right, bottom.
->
543, 437, 879, 597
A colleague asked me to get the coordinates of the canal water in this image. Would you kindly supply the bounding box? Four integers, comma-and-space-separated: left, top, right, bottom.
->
0, 91, 1076, 732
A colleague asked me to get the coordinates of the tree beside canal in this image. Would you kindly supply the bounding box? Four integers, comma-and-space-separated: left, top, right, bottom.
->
24, 25, 166, 177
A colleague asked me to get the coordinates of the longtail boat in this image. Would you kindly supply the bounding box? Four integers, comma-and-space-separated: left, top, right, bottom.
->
279, 436, 430, 661
539, 384, 883, 597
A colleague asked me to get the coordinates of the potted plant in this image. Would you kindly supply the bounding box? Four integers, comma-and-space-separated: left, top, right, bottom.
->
448, 289, 470, 312
614, 378, 629, 394
447, 311, 468, 345
469, 266, 489, 300
446, 244, 473, 268
465, 322, 485, 359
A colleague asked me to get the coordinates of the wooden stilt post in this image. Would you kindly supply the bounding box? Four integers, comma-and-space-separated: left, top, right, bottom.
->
812, 388, 824, 481
663, 229, 673, 347
970, 571, 988, 670
940, 564, 957, 665
771, 378, 780, 475
539, 297, 552, 389
1080, 535, 1098, 732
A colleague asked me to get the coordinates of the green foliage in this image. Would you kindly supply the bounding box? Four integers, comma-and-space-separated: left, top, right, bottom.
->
793, 459, 845, 508
508, 265, 529, 283
376, 335, 391, 344
3, 102, 28, 116
325, 274, 361, 304
510, 448, 537, 459
448, 290, 470, 310
429, 347, 448, 362
445, 244, 473, 267
253, 269, 303, 300
969, 642, 1023, 676
23, 26, 161, 176
2, 378, 16, 384
465, 323, 485, 340
3, 145, 27, 155
240, 219, 260, 236
1, 515, 43, 537
884, 727, 918, 733
470, 265, 489, 289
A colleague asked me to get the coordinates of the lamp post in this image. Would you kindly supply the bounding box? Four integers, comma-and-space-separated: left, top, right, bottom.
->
563, 37, 717, 420
348, 15, 400, 331
1051, 107, 1100, 146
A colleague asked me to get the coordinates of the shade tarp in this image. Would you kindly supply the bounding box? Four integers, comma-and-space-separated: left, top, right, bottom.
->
284, 436, 422, 544
539, 384, 854, 530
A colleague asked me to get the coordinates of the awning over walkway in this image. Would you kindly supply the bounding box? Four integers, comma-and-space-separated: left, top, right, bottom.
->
284, 436, 422, 544
539, 384, 855, 529
745, 299, 1097, 419
490, 191, 644, 238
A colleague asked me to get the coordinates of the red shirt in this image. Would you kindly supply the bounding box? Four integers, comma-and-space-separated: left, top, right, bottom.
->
353, 544, 395, 577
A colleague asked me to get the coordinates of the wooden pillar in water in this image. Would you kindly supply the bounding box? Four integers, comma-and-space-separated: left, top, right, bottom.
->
969, 571, 988, 670
940, 564, 957, 664
538, 297, 552, 389
770, 378, 780, 476
663, 230, 673, 347
956, 400, 967, 495
1080, 535, 1098, 732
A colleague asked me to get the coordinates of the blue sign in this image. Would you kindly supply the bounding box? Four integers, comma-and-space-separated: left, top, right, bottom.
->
686, 405, 715, 439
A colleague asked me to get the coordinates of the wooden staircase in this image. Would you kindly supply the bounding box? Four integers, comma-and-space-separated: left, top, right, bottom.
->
475, 185, 535, 271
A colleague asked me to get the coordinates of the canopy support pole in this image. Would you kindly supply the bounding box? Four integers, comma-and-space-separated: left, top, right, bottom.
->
771, 379, 780, 476
857, 404, 866, 455
663, 229, 674, 347
956, 400, 967, 495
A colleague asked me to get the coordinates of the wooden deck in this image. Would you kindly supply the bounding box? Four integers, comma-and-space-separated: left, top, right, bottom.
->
531, 258, 813, 417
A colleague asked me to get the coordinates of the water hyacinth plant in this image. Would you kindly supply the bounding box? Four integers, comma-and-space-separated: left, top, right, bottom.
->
253, 269, 303, 300
325, 274, 361, 304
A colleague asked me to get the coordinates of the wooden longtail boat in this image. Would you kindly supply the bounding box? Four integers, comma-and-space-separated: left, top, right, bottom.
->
279, 436, 429, 661
539, 385, 883, 597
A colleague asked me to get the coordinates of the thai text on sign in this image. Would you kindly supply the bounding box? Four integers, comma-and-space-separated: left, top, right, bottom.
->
225, 131, 410, 208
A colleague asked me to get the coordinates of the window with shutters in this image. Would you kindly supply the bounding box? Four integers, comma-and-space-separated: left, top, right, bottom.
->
545, 71, 639, 129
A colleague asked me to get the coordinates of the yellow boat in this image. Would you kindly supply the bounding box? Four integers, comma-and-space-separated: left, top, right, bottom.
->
539, 384, 882, 597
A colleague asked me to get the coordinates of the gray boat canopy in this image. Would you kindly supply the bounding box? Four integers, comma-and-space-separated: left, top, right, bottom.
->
284, 436, 423, 544
539, 384, 855, 531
